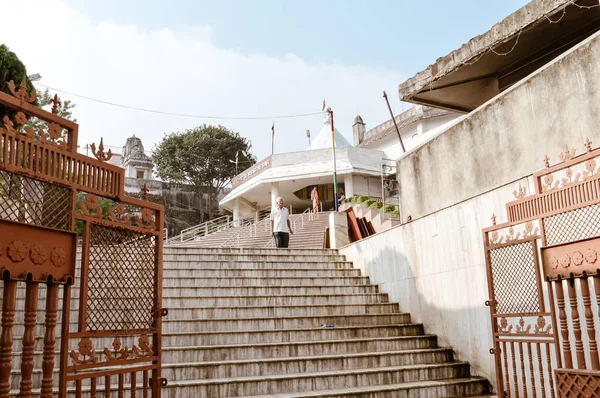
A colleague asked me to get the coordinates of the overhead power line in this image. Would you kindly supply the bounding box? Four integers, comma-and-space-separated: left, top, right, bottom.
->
33, 83, 325, 121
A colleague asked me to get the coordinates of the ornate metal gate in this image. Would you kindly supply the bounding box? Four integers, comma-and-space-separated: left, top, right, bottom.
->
484, 139, 600, 397
0, 78, 165, 396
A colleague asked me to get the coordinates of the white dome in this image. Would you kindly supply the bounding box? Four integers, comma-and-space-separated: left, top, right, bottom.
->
308, 114, 352, 150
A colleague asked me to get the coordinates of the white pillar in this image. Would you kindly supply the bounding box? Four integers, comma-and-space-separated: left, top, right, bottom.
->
233, 198, 240, 227
344, 175, 354, 198
270, 182, 280, 207
329, 211, 349, 249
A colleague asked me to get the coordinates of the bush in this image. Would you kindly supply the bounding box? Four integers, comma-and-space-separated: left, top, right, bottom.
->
363, 199, 376, 207
383, 204, 396, 213
368, 201, 383, 209
355, 196, 369, 203
390, 210, 400, 218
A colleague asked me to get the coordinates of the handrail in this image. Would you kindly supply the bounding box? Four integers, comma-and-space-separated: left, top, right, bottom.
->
165, 214, 232, 244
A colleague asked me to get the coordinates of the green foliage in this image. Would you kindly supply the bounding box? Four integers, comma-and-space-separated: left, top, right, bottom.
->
368, 201, 383, 209
26, 88, 77, 131
363, 199, 377, 207
383, 204, 396, 213
0, 44, 36, 117
355, 196, 369, 203
390, 210, 400, 218
152, 124, 256, 220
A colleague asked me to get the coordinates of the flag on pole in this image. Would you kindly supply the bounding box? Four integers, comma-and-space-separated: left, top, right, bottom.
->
271, 122, 275, 136
322, 99, 326, 111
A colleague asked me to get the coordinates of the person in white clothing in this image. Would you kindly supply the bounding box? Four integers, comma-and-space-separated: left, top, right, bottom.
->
270, 197, 293, 248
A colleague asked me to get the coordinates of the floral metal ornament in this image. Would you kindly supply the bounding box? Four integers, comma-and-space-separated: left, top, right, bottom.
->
103, 337, 129, 361
586, 249, 598, 264
70, 338, 98, 365
572, 251, 584, 266
8, 240, 28, 262
7, 76, 37, 103
515, 318, 531, 334
559, 145, 576, 163
141, 208, 153, 225
585, 138, 593, 152
30, 244, 48, 265
90, 137, 113, 162
15, 112, 28, 125
498, 317, 513, 333
78, 193, 103, 218
50, 246, 67, 267
132, 335, 154, 358
535, 316, 552, 335
513, 183, 526, 200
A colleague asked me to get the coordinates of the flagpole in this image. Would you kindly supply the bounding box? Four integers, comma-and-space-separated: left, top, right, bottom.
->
271, 122, 274, 155
328, 107, 339, 212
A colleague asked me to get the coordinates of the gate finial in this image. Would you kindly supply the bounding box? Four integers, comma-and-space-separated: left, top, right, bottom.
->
90, 138, 113, 162
491, 213, 497, 225
585, 138, 593, 153
141, 183, 149, 200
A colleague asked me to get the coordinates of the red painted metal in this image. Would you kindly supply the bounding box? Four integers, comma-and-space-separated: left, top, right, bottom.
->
483, 140, 600, 397
0, 80, 165, 396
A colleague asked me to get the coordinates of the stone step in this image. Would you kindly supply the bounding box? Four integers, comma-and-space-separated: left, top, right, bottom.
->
10, 324, 426, 352
163, 303, 399, 320
9, 335, 437, 371
162, 348, 455, 380
164, 335, 438, 362
8, 378, 490, 397
163, 293, 390, 307
163, 267, 361, 278
162, 260, 354, 269
163, 323, 426, 346
163, 284, 380, 296
8, 348, 455, 389
162, 276, 370, 287
162, 253, 346, 262
161, 362, 473, 397
162, 313, 411, 333
244, 378, 490, 397
4, 292, 388, 311
162, 247, 339, 255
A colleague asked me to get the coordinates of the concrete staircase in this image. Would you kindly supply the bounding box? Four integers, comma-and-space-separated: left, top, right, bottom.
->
181, 211, 332, 249
158, 247, 490, 396
5, 246, 490, 397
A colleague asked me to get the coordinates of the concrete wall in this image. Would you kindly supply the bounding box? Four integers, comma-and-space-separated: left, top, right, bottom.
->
339, 176, 529, 388
397, 29, 600, 221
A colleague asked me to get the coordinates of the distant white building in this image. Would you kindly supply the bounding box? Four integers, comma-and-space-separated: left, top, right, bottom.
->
219, 107, 462, 225
353, 105, 462, 159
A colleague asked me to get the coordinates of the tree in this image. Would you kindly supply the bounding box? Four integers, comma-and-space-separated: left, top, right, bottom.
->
153, 124, 256, 221
25, 88, 76, 131
0, 44, 76, 128
0, 44, 36, 118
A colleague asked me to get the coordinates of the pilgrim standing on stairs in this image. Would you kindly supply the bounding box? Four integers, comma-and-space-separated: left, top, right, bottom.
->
270, 197, 294, 248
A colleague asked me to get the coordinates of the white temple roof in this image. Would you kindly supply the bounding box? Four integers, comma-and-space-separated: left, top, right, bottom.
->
308, 114, 352, 150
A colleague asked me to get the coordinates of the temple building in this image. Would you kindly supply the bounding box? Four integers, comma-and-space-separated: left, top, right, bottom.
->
219, 107, 461, 224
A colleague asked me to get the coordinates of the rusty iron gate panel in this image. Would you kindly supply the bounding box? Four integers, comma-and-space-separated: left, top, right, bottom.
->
0, 77, 166, 397
484, 140, 600, 397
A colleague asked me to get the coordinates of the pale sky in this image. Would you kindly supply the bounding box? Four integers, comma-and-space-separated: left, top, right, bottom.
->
1, 0, 529, 160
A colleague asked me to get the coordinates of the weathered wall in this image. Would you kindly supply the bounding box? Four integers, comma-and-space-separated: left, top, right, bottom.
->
397, 29, 600, 221
339, 176, 530, 389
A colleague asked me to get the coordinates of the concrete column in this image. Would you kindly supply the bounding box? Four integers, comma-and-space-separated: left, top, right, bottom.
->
233, 198, 240, 227
270, 182, 280, 207
344, 175, 354, 198
329, 211, 349, 249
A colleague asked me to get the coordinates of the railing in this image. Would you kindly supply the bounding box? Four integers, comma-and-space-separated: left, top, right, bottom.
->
0, 128, 123, 198
219, 219, 254, 247
165, 214, 231, 244
264, 208, 320, 248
